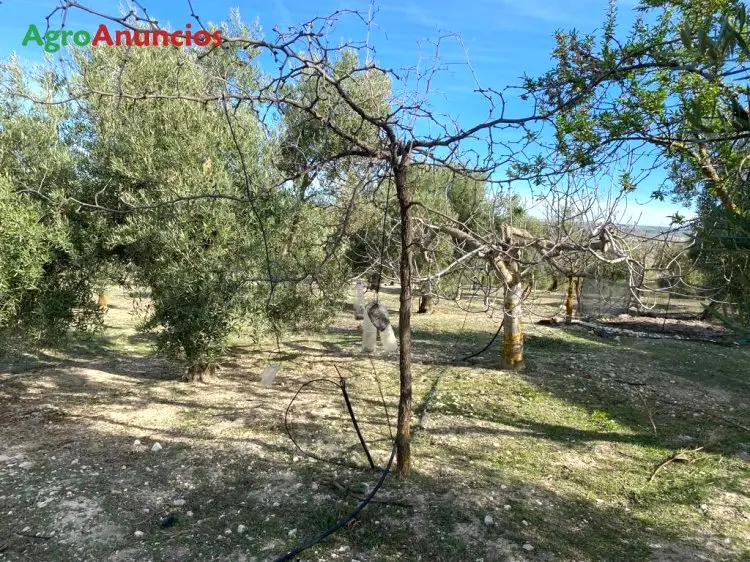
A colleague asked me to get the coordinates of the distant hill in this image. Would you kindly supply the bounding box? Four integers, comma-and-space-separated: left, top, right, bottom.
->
619, 224, 693, 240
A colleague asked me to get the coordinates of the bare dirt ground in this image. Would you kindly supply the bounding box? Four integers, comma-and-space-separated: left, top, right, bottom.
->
1, 287, 748, 561
594, 313, 735, 341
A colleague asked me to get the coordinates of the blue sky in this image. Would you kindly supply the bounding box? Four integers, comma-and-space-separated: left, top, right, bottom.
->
0, 0, 692, 225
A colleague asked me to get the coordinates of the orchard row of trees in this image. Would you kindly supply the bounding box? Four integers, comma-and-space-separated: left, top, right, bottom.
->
0, 39, 527, 368
1, 36, 351, 378
1, 0, 748, 473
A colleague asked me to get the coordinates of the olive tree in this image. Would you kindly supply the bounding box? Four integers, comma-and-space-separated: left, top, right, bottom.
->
0, 65, 104, 343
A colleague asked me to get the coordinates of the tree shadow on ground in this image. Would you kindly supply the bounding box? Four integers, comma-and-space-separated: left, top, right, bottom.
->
0, 330, 177, 383
1, 313, 748, 560
0, 407, 741, 562
415, 325, 750, 432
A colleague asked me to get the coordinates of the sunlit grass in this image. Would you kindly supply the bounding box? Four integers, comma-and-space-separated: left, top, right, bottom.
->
0, 288, 748, 561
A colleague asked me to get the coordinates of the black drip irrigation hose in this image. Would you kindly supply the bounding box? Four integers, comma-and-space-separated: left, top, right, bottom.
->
457, 320, 503, 362
272, 443, 397, 562
337, 367, 376, 470
275, 317, 505, 560
283, 377, 369, 470
276, 364, 396, 561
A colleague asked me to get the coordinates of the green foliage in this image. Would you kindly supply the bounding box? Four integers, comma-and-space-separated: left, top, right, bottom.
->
0, 20, 351, 372
529, 0, 750, 326
693, 194, 750, 329
70, 40, 347, 370
0, 178, 62, 336
0, 73, 102, 343
277, 49, 391, 199
589, 409, 616, 431
531, 0, 749, 202
344, 161, 508, 298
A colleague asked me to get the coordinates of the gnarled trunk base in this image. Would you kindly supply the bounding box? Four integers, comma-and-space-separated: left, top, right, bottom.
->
501, 330, 525, 370
417, 294, 434, 314
183, 363, 216, 382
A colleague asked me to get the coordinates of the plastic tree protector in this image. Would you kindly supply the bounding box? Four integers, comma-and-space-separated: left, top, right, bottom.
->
361, 310, 377, 352
379, 324, 398, 353
260, 364, 282, 387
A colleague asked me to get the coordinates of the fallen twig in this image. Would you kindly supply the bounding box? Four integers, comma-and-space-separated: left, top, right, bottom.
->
325, 480, 412, 508
648, 446, 704, 483
14, 532, 53, 540
637, 389, 658, 437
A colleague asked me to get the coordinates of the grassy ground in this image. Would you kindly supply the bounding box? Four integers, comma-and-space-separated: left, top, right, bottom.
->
0, 287, 748, 561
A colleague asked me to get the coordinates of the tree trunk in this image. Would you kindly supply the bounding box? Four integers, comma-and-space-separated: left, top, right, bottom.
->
700, 300, 719, 321
629, 266, 646, 312
394, 160, 413, 477
417, 294, 434, 314
501, 265, 525, 370
183, 363, 215, 382
697, 144, 737, 212
564, 276, 575, 325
